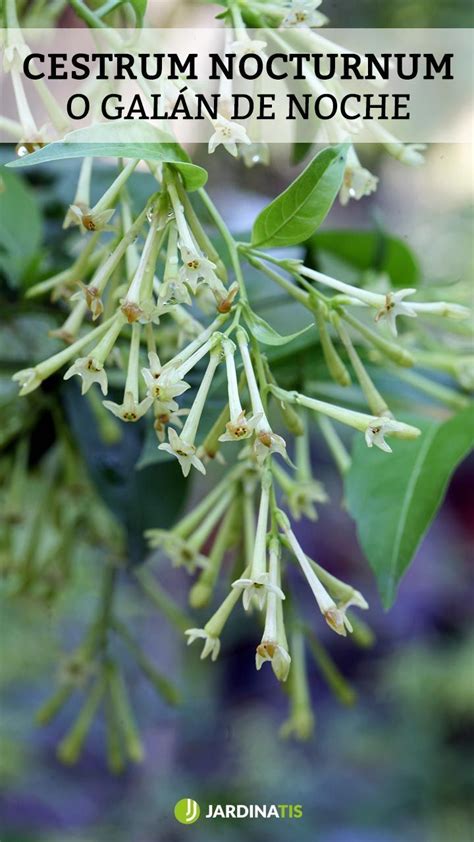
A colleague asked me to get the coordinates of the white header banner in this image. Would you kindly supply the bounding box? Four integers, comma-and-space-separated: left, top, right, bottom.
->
1, 28, 472, 146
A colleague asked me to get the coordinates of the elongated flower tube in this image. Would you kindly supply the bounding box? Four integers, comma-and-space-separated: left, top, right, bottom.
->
269, 384, 420, 452
63, 313, 126, 396
159, 314, 228, 377
147, 483, 235, 571
237, 328, 287, 465
12, 315, 117, 396
299, 265, 406, 309
339, 145, 378, 206
232, 471, 284, 610
146, 464, 245, 548
277, 510, 351, 637
103, 324, 153, 422
185, 563, 251, 662
158, 336, 223, 476
219, 338, 262, 442
120, 203, 166, 323
307, 556, 369, 628
166, 177, 225, 297
158, 225, 191, 308
255, 537, 291, 682
50, 300, 88, 344
65, 161, 138, 234
141, 326, 221, 418
74, 205, 150, 320
300, 266, 469, 336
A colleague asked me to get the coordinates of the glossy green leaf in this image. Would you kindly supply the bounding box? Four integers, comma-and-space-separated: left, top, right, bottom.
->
7, 123, 207, 191
0, 168, 43, 286
345, 406, 474, 608
245, 309, 313, 347
311, 229, 421, 288
251, 144, 347, 248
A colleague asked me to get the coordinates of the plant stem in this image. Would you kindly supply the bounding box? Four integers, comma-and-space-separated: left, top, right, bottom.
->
198, 188, 249, 304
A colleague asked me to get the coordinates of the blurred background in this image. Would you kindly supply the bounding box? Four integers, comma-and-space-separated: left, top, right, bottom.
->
1, 1, 473, 841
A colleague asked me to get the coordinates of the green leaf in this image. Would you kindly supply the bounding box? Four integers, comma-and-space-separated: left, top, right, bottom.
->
129, 0, 147, 24
251, 144, 347, 248
0, 168, 43, 287
291, 142, 314, 166
345, 406, 474, 608
311, 229, 421, 288
7, 123, 207, 191
245, 309, 313, 347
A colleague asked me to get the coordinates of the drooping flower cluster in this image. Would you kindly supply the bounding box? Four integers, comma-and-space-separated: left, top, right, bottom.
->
6, 0, 472, 745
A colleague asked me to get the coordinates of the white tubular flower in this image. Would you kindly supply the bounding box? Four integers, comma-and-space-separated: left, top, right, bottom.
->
386, 142, 427, 166
159, 339, 223, 476
185, 629, 220, 661
338, 593, 369, 633
278, 512, 350, 636
208, 115, 251, 158
153, 407, 188, 443
273, 462, 327, 521
178, 244, 221, 295
12, 367, 43, 396
73, 282, 104, 321
159, 427, 206, 477
103, 323, 153, 421
120, 203, 164, 324
219, 338, 262, 443
298, 265, 387, 308
160, 316, 227, 378
364, 416, 410, 453
141, 352, 190, 413
165, 183, 226, 301
158, 278, 192, 307
375, 289, 417, 336
286, 481, 327, 520
12, 316, 116, 398
103, 390, 153, 422
63, 204, 115, 233
340, 148, 378, 206
63, 314, 125, 396
237, 329, 288, 465
185, 560, 251, 663
149, 483, 234, 572
306, 557, 369, 634
64, 356, 108, 396
282, 0, 328, 29
409, 301, 471, 320
255, 539, 291, 682
270, 384, 421, 446
233, 473, 284, 611
256, 638, 291, 681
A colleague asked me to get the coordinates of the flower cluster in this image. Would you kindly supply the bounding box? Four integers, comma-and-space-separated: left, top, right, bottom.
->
6, 0, 472, 747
